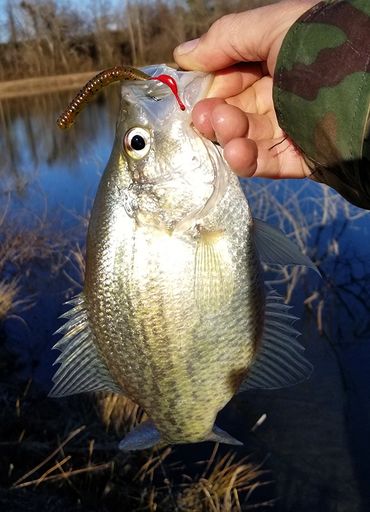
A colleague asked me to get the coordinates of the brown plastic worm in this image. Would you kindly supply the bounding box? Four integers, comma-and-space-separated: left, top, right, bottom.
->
57, 66, 151, 129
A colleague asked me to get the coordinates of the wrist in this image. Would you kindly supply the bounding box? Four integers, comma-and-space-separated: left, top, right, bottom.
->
267, 0, 322, 74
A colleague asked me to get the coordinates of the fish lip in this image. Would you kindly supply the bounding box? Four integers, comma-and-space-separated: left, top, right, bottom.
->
120, 66, 214, 118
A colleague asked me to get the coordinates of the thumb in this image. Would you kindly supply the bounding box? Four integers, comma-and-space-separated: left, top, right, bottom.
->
173, 1, 317, 73
174, 9, 274, 72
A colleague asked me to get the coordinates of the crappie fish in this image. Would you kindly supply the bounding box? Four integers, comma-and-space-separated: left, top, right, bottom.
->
51, 64, 316, 450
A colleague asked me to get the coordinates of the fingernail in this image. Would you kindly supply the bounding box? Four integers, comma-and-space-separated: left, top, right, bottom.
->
175, 38, 200, 55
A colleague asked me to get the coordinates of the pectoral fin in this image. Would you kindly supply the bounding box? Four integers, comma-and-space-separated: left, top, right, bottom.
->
194, 230, 234, 311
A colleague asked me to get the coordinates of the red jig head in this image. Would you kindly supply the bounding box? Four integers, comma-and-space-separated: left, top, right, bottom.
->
150, 74, 186, 111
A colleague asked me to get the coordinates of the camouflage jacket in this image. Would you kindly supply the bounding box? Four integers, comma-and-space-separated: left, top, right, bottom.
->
273, 0, 370, 209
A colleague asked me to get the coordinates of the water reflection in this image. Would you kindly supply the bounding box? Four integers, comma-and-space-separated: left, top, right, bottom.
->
0, 89, 119, 218
1, 90, 370, 510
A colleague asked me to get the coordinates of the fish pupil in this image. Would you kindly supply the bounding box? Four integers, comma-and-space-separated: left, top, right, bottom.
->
131, 135, 146, 151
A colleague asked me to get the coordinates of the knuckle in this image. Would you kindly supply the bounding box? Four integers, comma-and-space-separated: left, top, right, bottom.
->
209, 13, 238, 37
207, 13, 244, 59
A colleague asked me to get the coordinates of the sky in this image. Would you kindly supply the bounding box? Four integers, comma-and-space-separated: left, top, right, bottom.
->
0, 0, 132, 42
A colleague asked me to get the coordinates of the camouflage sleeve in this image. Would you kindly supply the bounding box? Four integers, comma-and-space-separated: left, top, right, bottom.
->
273, 0, 370, 209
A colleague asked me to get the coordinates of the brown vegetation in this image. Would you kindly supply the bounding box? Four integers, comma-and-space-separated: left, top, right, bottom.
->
177, 449, 271, 511
0, 371, 270, 511
98, 392, 147, 435
244, 178, 370, 337
0, 0, 276, 81
0, 206, 64, 321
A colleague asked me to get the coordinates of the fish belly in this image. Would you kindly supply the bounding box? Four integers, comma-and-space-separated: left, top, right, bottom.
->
86, 218, 264, 443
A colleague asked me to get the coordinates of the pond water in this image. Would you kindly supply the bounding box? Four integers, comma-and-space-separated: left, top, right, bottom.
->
1, 90, 370, 511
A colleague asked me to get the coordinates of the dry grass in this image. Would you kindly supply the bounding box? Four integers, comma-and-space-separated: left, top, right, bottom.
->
0, 223, 61, 268
62, 243, 86, 290
97, 392, 147, 435
177, 448, 272, 512
0, 373, 270, 511
0, 204, 66, 321
244, 178, 370, 336
12, 425, 89, 489
0, 279, 21, 320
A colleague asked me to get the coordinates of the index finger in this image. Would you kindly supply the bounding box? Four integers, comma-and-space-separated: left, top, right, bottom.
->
207, 62, 264, 98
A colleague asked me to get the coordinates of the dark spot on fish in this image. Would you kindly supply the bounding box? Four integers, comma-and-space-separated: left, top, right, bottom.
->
186, 360, 195, 377
228, 367, 248, 394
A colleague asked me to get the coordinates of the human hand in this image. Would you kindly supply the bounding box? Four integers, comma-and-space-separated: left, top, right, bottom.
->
174, 0, 319, 179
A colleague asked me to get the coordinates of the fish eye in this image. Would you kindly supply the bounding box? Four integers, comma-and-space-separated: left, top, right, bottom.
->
124, 127, 151, 159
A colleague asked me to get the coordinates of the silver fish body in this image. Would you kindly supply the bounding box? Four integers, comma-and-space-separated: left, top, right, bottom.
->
51, 65, 314, 449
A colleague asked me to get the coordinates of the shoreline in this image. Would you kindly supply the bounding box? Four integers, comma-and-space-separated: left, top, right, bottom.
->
0, 72, 97, 100
0, 64, 178, 100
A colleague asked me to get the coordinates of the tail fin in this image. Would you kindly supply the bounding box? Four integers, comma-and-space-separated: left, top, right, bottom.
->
119, 420, 243, 451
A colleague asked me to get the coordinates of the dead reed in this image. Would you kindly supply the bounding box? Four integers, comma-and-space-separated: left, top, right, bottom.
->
97, 392, 147, 435
0, 278, 21, 320
177, 447, 272, 511
0, 199, 68, 322
244, 178, 370, 337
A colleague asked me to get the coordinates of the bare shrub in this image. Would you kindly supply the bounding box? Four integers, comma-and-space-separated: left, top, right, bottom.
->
0, 0, 279, 80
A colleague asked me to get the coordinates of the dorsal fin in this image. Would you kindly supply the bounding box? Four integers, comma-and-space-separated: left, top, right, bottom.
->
239, 291, 313, 392
49, 294, 121, 397
253, 218, 319, 274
